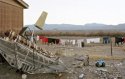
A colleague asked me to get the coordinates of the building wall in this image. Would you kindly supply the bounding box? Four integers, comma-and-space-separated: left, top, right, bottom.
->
0, 0, 23, 34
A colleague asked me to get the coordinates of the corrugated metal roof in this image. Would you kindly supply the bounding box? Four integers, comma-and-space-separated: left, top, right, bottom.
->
0, 0, 29, 9
16, 0, 29, 8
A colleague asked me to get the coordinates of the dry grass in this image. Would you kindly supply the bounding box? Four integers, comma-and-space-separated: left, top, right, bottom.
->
35, 30, 125, 37
89, 55, 125, 60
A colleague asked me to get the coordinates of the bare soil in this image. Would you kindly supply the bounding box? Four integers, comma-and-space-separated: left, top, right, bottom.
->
0, 44, 125, 79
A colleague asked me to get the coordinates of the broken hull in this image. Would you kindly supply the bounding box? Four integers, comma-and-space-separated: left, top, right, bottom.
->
0, 38, 66, 74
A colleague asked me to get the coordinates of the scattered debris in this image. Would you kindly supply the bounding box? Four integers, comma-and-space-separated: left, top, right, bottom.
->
74, 55, 89, 67
0, 30, 67, 74
95, 59, 105, 67
22, 74, 27, 79
78, 74, 84, 79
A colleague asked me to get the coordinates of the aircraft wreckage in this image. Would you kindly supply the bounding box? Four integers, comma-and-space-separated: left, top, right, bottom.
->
0, 11, 67, 74
0, 37, 67, 74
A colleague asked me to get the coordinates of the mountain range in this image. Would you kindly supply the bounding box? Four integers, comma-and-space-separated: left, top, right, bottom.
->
26, 23, 125, 31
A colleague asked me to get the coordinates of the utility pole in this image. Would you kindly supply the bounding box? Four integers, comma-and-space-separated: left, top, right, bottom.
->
111, 37, 113, 56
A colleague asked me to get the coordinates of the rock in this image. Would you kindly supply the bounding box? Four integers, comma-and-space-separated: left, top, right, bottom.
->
22, 74, 27, 79
58, 73, 62, 77
78, 74, 84, 79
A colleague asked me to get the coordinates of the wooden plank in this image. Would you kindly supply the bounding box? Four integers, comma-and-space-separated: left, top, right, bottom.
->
0, 1, 23, 33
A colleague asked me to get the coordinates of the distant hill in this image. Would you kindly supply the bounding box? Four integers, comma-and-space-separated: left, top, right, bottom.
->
25, 23, 125, 31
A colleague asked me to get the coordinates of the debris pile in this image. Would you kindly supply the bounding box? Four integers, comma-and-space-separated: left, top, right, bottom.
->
0, 30, 67, 74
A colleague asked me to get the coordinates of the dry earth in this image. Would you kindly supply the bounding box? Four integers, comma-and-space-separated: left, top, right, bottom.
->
0, 43, 125, 79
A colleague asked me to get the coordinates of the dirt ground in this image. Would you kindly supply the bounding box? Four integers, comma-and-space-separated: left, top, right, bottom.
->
0, 43, 125, 79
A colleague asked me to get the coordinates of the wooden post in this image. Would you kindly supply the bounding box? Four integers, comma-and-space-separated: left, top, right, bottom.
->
111, 38, 113, 56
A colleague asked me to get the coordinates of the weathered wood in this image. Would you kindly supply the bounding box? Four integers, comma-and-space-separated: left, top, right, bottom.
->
0, 0, 28, 34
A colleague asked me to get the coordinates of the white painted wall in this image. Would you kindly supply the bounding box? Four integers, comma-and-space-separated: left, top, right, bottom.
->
86, 38, 100, 43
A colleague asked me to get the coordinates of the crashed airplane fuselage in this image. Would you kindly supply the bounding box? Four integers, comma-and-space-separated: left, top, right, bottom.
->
0, 11, 67, 74
0, 37, 67, 74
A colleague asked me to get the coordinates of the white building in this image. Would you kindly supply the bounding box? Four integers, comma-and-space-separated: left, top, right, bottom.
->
60, 39, 85, 47
77, 39, 84, 47
86, 38, 100, 44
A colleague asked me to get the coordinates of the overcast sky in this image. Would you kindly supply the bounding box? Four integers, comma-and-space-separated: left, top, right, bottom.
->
24, 0, 125, 25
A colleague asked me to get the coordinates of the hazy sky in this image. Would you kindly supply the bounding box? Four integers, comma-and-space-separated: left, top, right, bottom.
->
24, 0, 125, 25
